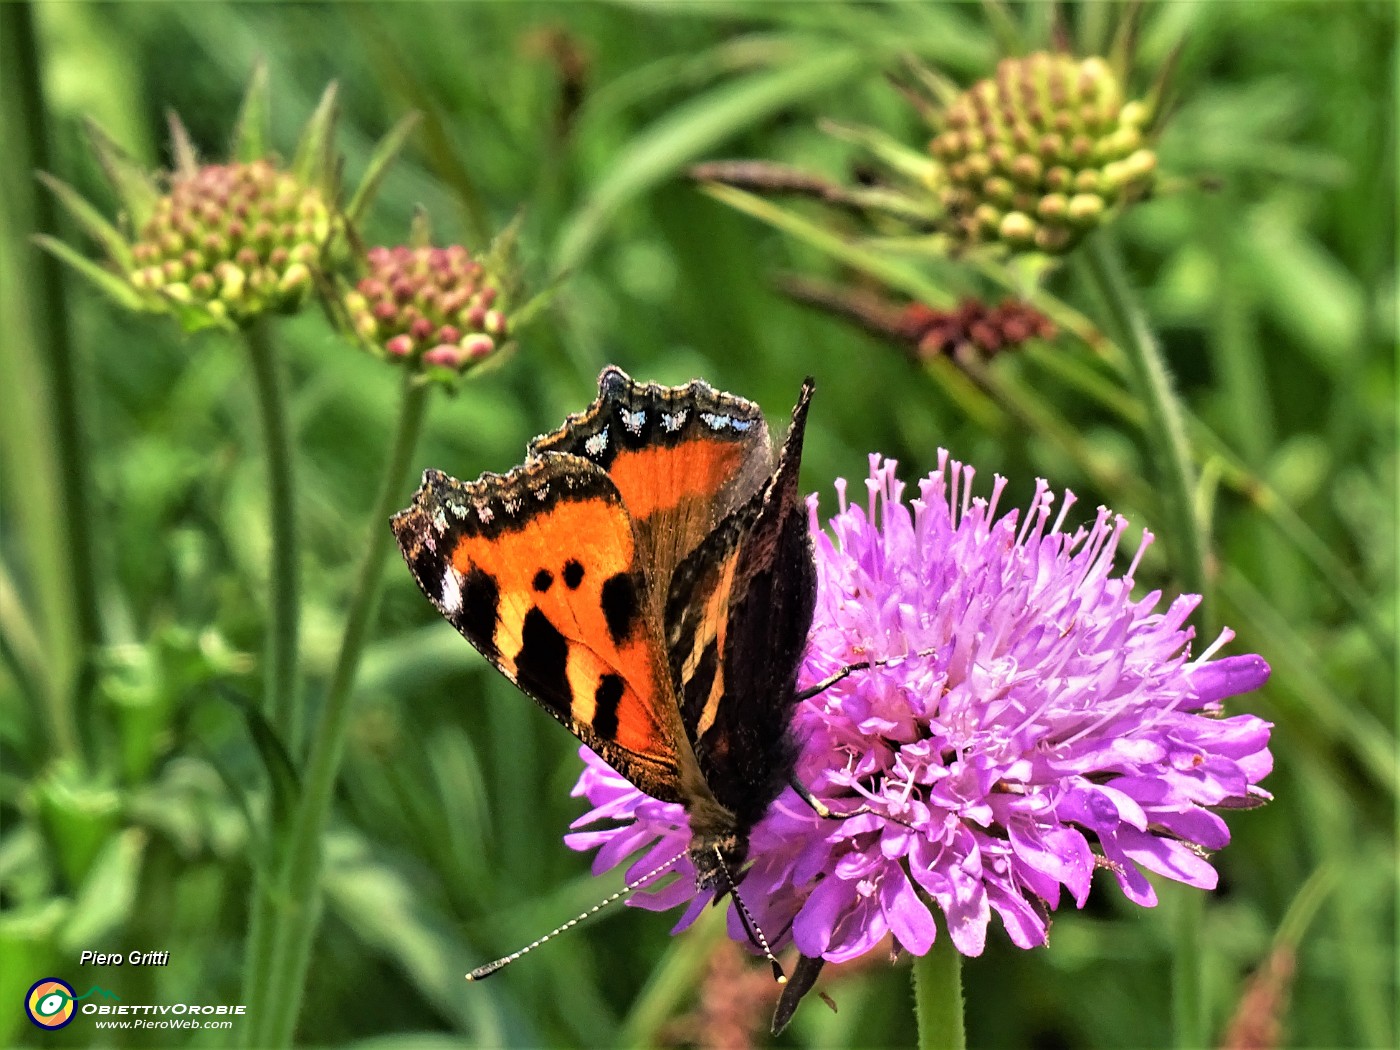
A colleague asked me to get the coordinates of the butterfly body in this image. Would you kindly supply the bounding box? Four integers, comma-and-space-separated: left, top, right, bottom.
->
392, 367, 817, 892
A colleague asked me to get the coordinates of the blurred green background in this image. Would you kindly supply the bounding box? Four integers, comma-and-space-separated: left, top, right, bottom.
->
1, 2, 1394, 1047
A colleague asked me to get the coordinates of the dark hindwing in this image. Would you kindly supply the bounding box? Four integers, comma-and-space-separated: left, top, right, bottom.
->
391, 458, 690, 804
664, 379, 817, 832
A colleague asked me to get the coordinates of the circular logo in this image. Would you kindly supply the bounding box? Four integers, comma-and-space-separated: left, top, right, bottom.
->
26, 978, 76, 1030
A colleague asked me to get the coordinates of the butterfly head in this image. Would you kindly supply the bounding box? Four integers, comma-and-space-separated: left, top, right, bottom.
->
689, 830, 749, 893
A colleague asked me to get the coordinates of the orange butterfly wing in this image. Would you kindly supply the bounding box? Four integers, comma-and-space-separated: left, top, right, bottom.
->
392, 457, 689, 801
529, 367, 774, 618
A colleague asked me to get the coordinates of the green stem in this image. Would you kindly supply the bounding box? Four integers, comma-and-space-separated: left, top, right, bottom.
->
1170, 886, 1206, 1050
239, 869, 277, 1046
250, 373, 430, 1048
1080, 232, 1210, 623
1080, 232, 1211, 1050
243, 318, 302, 756
912, 932, 966, 1050
1, 0, 100, 763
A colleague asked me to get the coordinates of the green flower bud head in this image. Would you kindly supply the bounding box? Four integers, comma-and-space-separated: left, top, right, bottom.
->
36, 64, 417, 334
129, 161, 332, 322
930, 53, 1156, 253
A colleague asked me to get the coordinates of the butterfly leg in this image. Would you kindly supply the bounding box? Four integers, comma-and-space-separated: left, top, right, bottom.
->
788, 774, 876, 820
788, 774, 920, 832
794, 646, 939, 702
794, 660, 872, 701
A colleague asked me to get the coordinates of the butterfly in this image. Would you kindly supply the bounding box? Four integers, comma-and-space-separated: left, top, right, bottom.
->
391, 367, 817, 914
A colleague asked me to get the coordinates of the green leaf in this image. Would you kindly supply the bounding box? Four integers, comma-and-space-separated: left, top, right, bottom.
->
1242, 212, 1365, 373
699, 182, 957, 308
158, 294, 236, 335
215, 683, 300, 837
32, 235, 145, 312
979, 0, 1026, 58
83, 118, 160, 227
165, 110, 199, 177
31, 763, 121, 889
408, 203, 433, 248
291, 80, 341, 188
0, 898, 70, 1046
35, 172, 133, 270
553, 44, 871, 274
321, 829, 511, 1042
819, 118, 942, 186
230, 59, 271, 162
59, 829, 146, 951
510, 271, 568, 332
344, 111, 420, 227
483, 209, 524, 295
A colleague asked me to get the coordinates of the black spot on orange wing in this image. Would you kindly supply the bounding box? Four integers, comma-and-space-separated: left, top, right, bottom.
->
391, 455, 694, 806
563, 559, 585, 589
594, 673, 624, 740
532, 568, 554, 592
600, 572, 639, 645
528, 367, 775, 580
461, 566, 502, 660
516, 606, 569, 703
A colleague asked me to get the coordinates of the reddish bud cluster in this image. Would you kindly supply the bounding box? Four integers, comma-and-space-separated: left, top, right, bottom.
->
343, 245, 507, 372
130, 160, 332, 320
901, 298, 1056, 359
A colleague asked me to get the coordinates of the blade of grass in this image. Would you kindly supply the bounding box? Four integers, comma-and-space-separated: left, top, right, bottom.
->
700, 182, 957, 309
1221, 567, 1396, 800
2, 0, 104, 767
555, 44, 871, 275
1026, 342, 1391, 658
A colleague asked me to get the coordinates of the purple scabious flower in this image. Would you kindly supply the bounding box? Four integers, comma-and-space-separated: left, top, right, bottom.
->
565, 453, 1272, 963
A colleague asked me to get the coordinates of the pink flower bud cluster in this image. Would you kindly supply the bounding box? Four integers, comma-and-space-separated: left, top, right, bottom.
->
129, 160, 332, 321
930, 53, 1157, 253
342, 245, 508, 372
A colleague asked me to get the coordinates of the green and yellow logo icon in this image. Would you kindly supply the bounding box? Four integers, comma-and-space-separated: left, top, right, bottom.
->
25, 978, 76, 1030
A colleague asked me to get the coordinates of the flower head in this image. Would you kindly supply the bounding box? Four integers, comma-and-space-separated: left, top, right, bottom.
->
930, 53, 1158, 253
901, 298, 1057, 361
342, 244, 509, 376
567, 454, 1271, 965
37, 63, 415, 333
127, 158, 332, 323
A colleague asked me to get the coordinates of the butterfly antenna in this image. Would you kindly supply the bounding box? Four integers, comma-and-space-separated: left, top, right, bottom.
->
466, 848, 686, 981
714, 846, 787, 985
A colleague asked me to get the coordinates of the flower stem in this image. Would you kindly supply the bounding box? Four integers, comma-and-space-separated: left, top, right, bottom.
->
249, 372, 430, 1048
1080, 232, 1212, 1050
1080, 231, 1211, 623
1171, 885, 1207, 1050
912, 932, 966, 1050
243, 317, 302, 756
